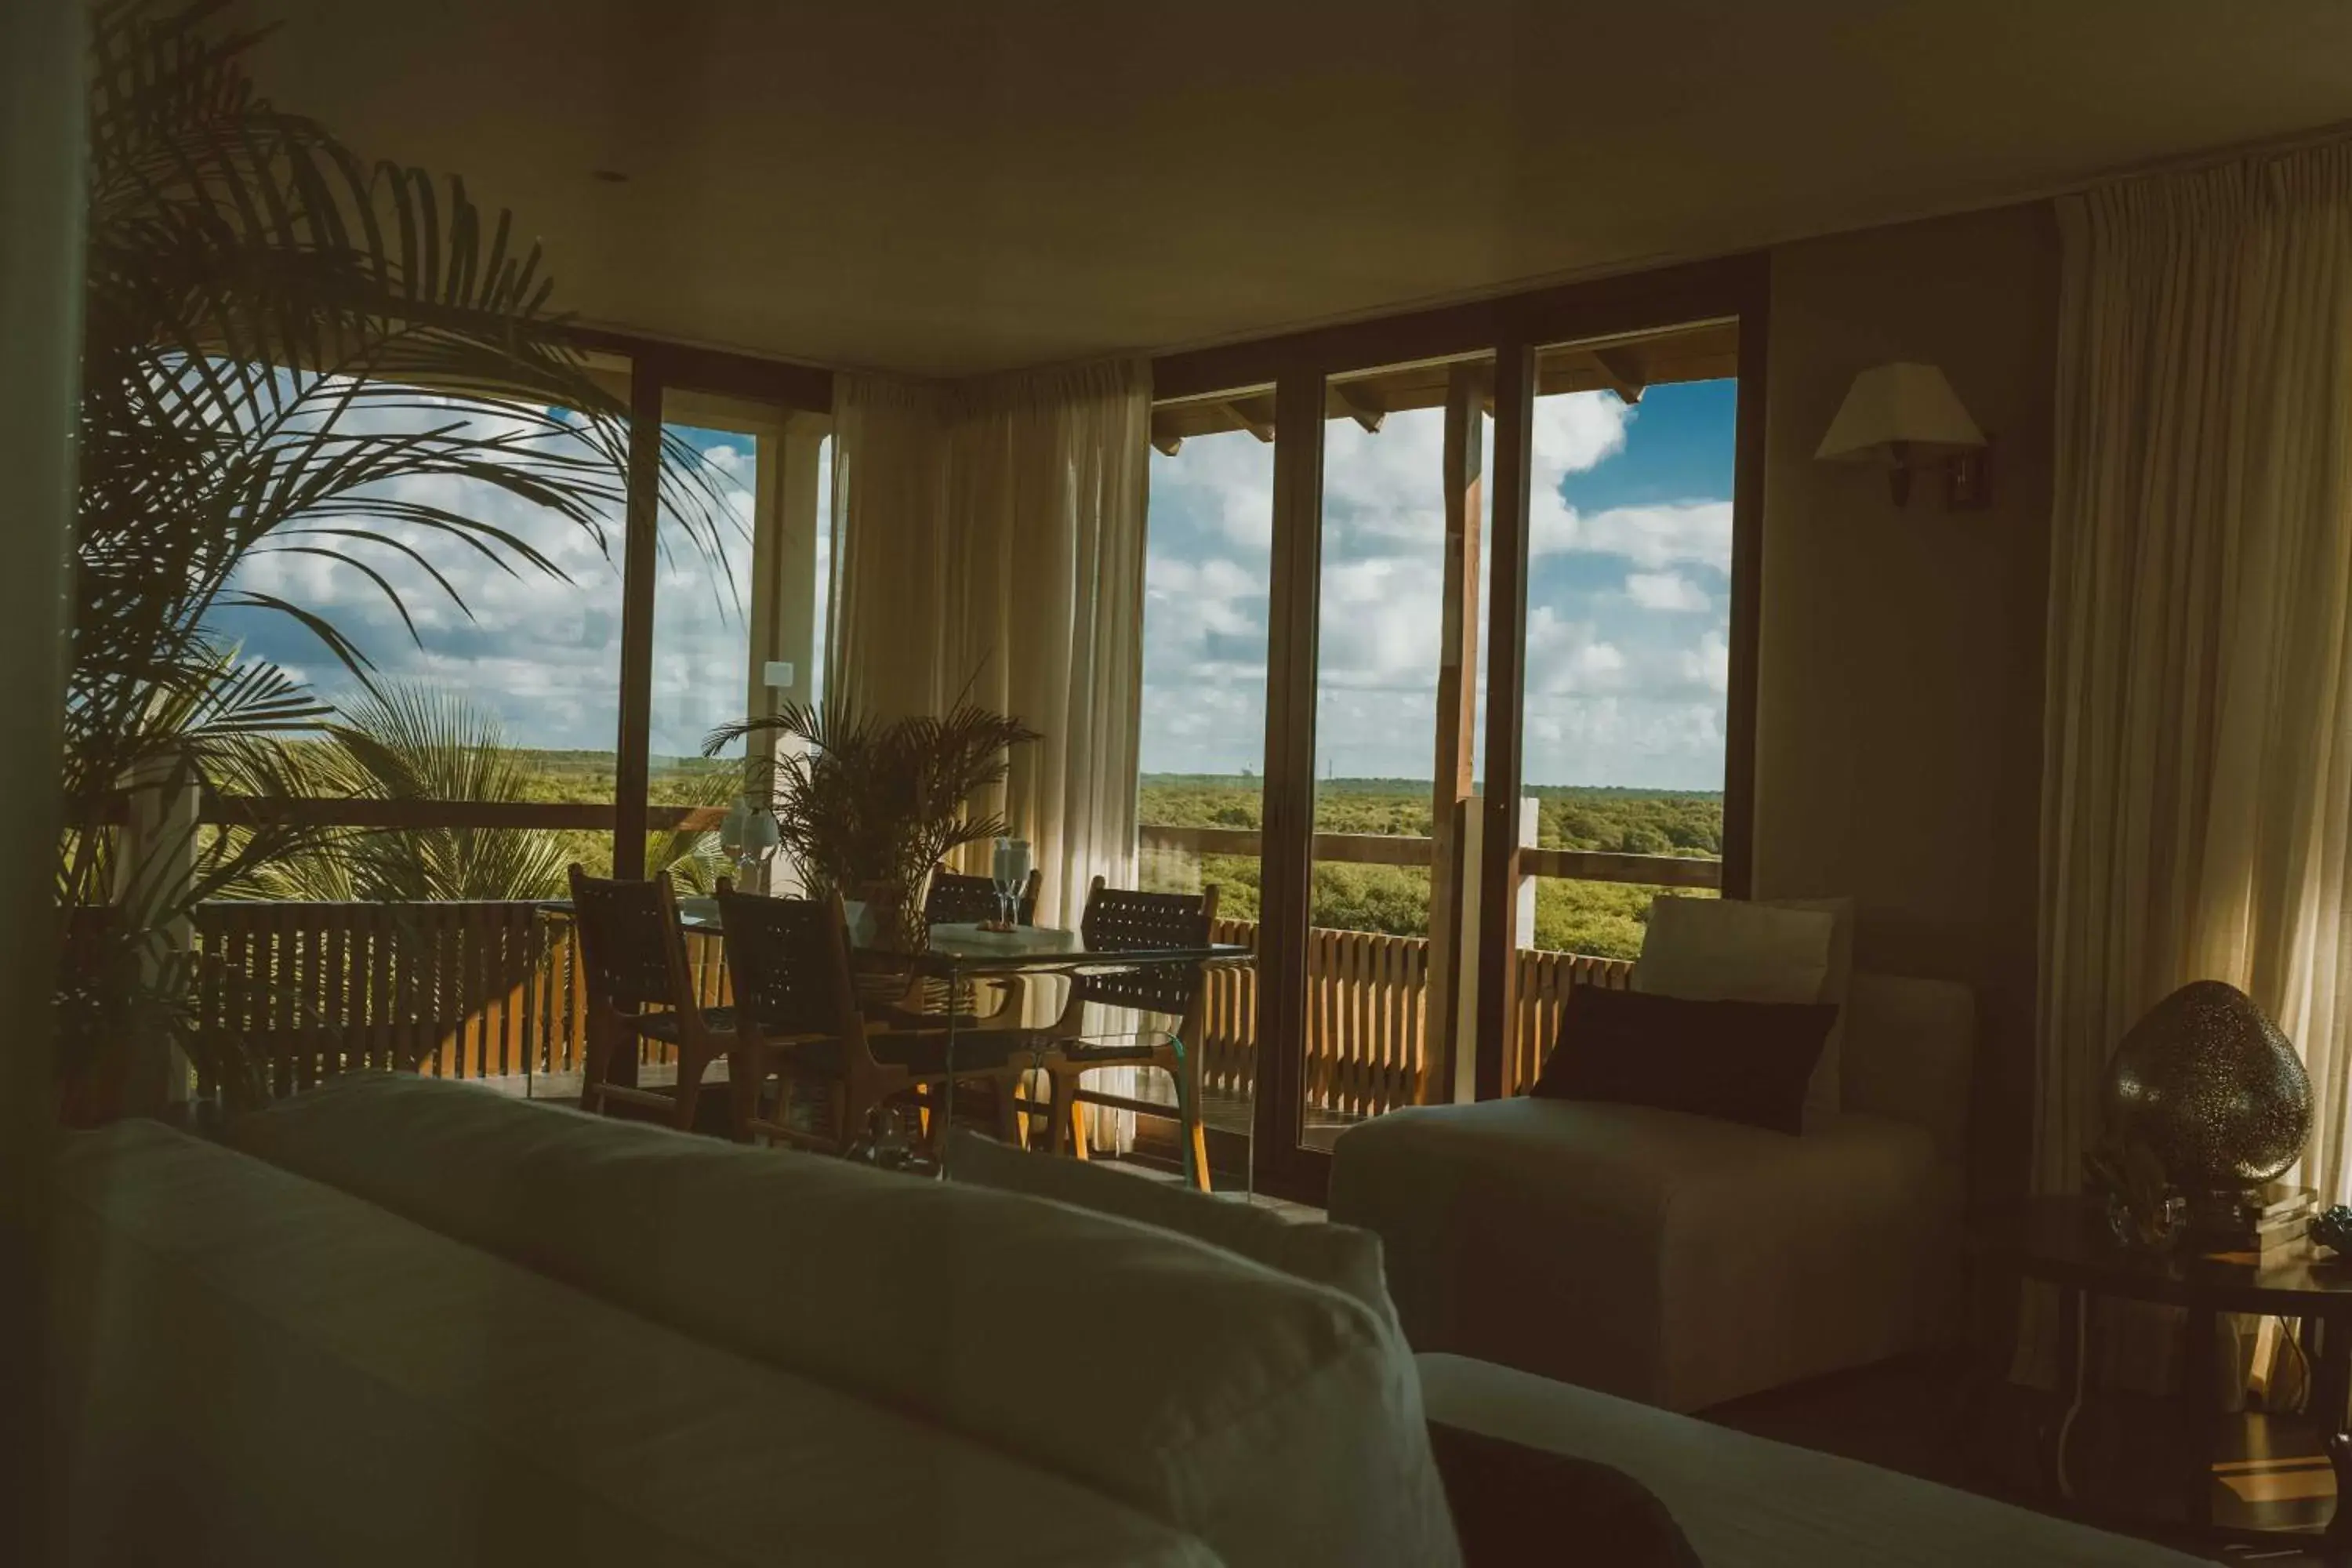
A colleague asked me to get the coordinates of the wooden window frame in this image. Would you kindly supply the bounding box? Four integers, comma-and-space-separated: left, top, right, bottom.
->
1153, 252, 1769, 1200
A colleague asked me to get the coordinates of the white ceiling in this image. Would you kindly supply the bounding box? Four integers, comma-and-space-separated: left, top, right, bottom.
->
237, 0, 2352, 377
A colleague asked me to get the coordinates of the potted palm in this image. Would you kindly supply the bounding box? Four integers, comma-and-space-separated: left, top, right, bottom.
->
707, 699, 1040, 953
60, 2, 722, 1112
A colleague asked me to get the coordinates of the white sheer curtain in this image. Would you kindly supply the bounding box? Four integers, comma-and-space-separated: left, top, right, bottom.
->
2038, 140, 2352, 1203
824, 358, 1152, 927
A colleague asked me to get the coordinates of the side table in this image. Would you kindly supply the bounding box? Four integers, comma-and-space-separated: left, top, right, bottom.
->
1976, 1196, 2352, 1558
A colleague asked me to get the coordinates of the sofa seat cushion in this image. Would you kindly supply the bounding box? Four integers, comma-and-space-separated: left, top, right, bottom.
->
1330, 1096, 1959, 1411
1417, 1354, 2209, 1567
49, 1120, 1213, 1568
226, 1074, 1460, 1568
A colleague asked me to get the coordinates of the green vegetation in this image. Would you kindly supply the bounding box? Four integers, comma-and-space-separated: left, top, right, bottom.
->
243, 753, 1714, 962
1137, 776, 1722, 960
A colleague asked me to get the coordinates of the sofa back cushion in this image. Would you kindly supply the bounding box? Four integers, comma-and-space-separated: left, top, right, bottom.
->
52, 1120, 1217, 1568
942, 1127, 1401, 1337
225, 1074, 1461, 1568
1841, 972, 1976, 1165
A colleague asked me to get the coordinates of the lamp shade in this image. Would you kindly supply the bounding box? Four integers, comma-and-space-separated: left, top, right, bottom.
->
1814, 362, 1986, 464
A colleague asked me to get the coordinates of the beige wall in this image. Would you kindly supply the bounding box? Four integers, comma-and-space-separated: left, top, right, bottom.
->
1754, 202, 2060, 1206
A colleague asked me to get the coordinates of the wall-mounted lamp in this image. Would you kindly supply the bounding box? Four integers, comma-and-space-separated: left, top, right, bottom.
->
1815, 361, 1991, 508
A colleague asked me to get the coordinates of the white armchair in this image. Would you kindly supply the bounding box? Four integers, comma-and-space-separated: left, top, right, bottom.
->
1329, 972, 1975, 1413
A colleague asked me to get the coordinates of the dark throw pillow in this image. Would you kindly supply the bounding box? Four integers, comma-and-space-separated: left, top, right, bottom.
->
1427, 1418, 1703, 1568
1531, 983, 1838, 1135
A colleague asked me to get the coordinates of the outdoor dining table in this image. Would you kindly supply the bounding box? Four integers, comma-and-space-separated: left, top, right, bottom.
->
549, 895, 1255, 1181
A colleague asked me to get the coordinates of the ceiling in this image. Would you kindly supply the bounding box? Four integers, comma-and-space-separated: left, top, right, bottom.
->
233, 0, 2352, 378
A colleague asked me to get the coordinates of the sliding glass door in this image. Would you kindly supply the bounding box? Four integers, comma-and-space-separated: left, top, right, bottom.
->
1195, 261, 1766, 1203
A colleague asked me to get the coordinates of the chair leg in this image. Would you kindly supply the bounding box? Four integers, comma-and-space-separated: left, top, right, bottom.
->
580, 1013, 616, 1117
1172, 1040, 1210, 1194
1067, 1073, 1091, 1162
671, 1047, 705, 1131
992, 1073, 1022, 1145
724, 1047, 758, 1142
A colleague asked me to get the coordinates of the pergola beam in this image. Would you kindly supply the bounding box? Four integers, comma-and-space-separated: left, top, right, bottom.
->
1334, 382, 1386, 434
1588, 347, 1646, 406
1223, 397, 1276, 443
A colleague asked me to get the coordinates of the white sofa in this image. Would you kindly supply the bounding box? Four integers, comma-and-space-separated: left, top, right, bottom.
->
45, 1072, 2205, 1568
1330, 971, 1975, 1412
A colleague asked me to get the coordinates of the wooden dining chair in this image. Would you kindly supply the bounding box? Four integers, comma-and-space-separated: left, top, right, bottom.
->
717, 884, 1027, 1153
874, 863, 1046, 1033
1025, 877, 1221, 1191
566, 864, 737, 1134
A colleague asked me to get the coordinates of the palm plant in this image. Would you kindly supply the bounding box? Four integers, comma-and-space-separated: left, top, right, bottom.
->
227, 684, 571, 902
60, 1, 719, 1109
706, 699, 1040, 948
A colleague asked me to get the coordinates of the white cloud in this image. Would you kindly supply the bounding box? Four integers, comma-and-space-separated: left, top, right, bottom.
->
1624, 572, 1710, 612
1523, 608, 1627, 696
1679, 628, 1730, 695
1530, 499, 1732, 570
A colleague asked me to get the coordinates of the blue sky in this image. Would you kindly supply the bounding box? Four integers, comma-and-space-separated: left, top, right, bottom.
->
1143, 380, 1734, 789
218, 381, 1731, 792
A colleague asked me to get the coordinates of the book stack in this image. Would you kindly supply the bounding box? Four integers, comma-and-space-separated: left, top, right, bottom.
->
2189, 1182, 2314, 1259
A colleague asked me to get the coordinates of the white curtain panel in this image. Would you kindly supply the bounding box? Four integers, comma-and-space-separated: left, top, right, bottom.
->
824, 375, 953, 720
2037, 141, 2352, 1203
826, 359, 1151, 927
829, 359, 1153, 1150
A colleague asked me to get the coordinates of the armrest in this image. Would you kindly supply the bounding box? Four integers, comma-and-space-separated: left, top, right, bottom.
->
1425, 1418, 1700, 1568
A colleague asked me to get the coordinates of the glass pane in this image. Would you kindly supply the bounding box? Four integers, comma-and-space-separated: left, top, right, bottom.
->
1514, 325, 1736, 1086
651, 425, 757, 755
1305, 355, 1493, 1149
1138, 412, 1274, 1190
216, 392, 626, 805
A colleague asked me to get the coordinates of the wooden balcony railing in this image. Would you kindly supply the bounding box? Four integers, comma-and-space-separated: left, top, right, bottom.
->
191, 895, 1634, 1119
189, 901, 729, 1100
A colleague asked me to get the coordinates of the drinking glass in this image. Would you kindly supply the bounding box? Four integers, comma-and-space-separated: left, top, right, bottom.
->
992, 837, 1032, 928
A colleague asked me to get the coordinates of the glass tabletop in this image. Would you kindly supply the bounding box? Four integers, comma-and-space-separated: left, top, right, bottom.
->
661, 898, 1250, 976
1978, 1196, 2352, 1312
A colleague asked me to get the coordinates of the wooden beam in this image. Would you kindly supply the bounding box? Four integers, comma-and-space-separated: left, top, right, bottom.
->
1719, 283, 1769, 899
1334, 381, 1387, 434
612, 361, 663, 882
1423, 361, 1483, 1103
1224, 396, 1276, 443
568, 325, 832, 412
1473, 341, 1535, 1102
1253, 366, 1325, 1188
1588, 346, 1646, 405
1152, 433, 1184, 458
1153, 253, 1762, 404
1515, 848, 1721, 888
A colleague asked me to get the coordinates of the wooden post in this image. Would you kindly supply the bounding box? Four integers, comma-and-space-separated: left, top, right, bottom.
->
1253, 368, 1324, 1180
612, 361, 663, 880
1422, 362, 1484, 1104
1473, 342, 1536, 1102
114, 759, 199, 1113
